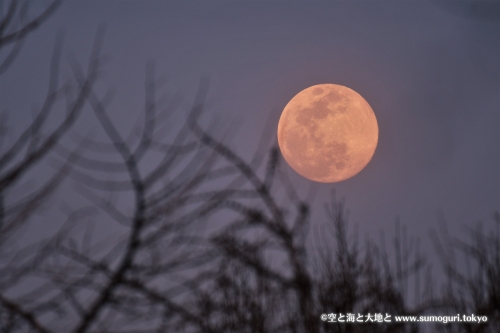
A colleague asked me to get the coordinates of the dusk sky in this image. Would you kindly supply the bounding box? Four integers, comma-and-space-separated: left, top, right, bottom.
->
2, 0, 499, 252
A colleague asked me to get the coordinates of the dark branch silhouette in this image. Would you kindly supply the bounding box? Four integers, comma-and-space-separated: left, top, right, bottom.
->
0, 0, 61, 76
0, 3, 498, 332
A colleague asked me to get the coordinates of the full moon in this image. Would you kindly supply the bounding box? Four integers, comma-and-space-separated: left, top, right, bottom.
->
277, 84, 378, 183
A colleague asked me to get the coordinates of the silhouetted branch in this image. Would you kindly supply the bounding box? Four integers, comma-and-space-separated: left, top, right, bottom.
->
1, 5, 497, 331
0, 294, 52, 333
431, 212, 500, 332
0, 0, 62, 75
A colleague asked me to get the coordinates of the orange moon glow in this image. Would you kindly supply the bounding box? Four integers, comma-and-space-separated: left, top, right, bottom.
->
277, 84, 378, 183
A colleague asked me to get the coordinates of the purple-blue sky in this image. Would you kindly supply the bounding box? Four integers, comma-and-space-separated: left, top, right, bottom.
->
1, 1, 499, 250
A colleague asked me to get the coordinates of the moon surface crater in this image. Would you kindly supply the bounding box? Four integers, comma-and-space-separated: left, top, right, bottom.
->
277, 84, 378, 183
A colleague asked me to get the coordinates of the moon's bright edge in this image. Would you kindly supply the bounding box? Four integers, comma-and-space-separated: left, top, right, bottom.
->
277, 84, 378, 183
